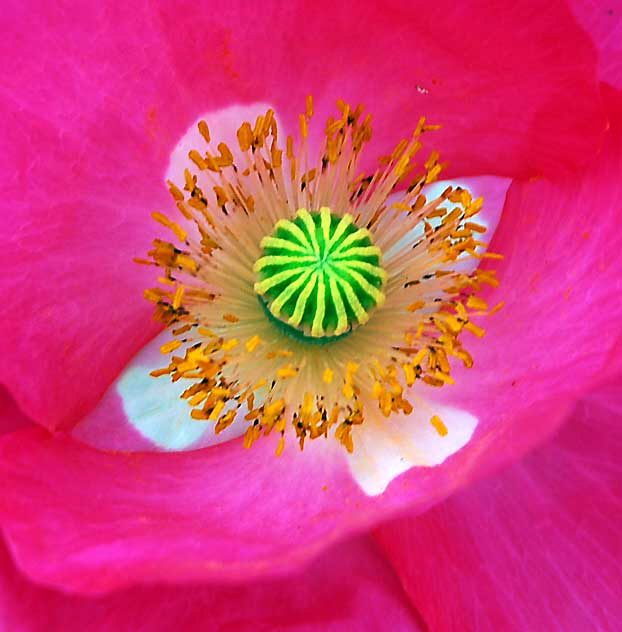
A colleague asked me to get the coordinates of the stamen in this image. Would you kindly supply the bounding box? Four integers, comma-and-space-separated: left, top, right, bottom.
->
140, 97, 499, 454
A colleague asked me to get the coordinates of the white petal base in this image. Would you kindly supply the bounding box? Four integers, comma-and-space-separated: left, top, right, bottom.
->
166, 102, 279, 193
118, 331, 249, 450
423, 176, 508, 237
347, 401, 477, 496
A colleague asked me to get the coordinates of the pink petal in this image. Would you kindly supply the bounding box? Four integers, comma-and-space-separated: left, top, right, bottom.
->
1, 421, 473, 593
375, 377, 622, 631
2, 88, 621, 592
0, 0, 606, 429
0, 6, 181, 430
0, 398, 572, 594
0, 535, 421, 632
434, 83, 622, 476
0, 427, 349, 592
0, 387, 33, 439
152, 0, 607, 179
570, 0, 622, 88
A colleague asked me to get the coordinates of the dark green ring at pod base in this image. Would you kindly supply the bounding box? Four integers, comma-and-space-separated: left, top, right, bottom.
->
257, 294, 353, 345
253, 207, 386, 340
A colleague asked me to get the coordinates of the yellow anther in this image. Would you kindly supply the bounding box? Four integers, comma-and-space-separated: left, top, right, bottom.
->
302, 393, 314, 416
407, 300, 426, 312
465, 196, 484, 217
150, 368, 171, 377
172, 286, 184, 310
188, 149, 207, 170
299, 114, 308, 139
151, 211, 188, 242
412, 348, 428, 367
430, 415, 448, 436
277, 365, 298, 379
237, 121, 253, 151
209, 400, 226, 420
245, 335, 261, 352
191, 409, 209, 420
343, 383, 355, 399
489, 301, 505, 315
465, 322, 485, 337
465, 221, 486, 233
433, 371, 455, 385
198, 120, 210, 143
167, 181, 185, 201
276, 436, 285, 456
160, 340, 182, 354
466, 296, 488, 310
402, 363, 416, 386
221, 339, 239, 351
211, 387, 232, 397
265, 399, 285, 416
176, 254, 197, 271
189, 391, 208, 407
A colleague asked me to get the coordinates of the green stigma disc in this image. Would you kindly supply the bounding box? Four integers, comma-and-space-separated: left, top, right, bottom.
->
253, 207, 386, 340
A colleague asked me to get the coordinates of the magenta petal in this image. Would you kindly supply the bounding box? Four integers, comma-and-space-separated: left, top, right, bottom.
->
434, 84, 622, 477
3, 93, 622, 593
0, 535, 420, 632
570, 0, 622, 88
375, 377, 622, 631
0, 6, 183, 430
0, 429, 356, 592
0, 387, 33, 439
153, 0, 607, 179
0, 400, 572, 594
0, 0, 606, 429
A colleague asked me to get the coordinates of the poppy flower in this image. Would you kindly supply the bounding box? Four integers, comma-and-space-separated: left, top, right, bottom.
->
0, 0, 620, 627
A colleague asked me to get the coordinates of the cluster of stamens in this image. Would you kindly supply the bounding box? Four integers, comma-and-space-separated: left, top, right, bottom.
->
137, 97, 501, 453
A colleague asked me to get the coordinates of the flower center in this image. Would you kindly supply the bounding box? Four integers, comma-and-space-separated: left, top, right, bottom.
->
253, 207, 386, 342
139, 97, 501, 454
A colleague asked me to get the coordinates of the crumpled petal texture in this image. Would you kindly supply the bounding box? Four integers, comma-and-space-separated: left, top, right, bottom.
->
0, 0, 605, 431
0, 535, 421, 632
375, 377, 622, 632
